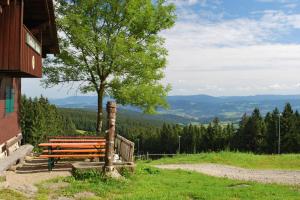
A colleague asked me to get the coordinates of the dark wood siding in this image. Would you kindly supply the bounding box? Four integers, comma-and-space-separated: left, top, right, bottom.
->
0, 77, 21, 145
0, 0, 22, 71
20, 25, 42, 77
0, 1, 42, 77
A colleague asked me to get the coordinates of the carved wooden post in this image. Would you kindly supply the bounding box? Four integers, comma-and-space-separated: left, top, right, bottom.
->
104, 101, 117, 172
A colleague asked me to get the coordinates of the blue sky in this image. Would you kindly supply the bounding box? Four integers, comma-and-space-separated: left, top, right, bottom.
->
23, 0, 300, 98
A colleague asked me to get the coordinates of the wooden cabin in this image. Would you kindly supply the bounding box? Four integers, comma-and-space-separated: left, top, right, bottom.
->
0, 0, 58, 157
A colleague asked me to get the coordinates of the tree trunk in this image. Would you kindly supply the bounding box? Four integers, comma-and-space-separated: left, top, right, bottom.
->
96, 87, 104, 135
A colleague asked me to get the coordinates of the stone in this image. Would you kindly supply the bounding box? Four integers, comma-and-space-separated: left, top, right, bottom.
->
43, 181, 70, 190
57, 196, 73, 200
74, 192, 96, 199
0, 181, 9, 189
12, 184, 38, 197
0, 144, 33, 172
103, 168, 123, 180
72, 161, 135, 174
25, 156, 33, 161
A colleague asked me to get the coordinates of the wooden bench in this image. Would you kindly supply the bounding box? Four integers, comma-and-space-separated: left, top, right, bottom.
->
48, 136, 105, 139
48, 139, 105, 143
38, 139, 106, 171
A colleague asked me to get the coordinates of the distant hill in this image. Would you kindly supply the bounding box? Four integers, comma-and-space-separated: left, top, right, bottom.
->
50, 94, 300, 123
59, 108, 191, 131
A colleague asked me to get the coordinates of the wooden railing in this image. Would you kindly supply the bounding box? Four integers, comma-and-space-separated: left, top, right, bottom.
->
115, 134, 135, 163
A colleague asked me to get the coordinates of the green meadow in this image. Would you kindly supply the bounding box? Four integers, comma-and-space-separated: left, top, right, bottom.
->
1, 152, 300, 200
151, 151, 300, 170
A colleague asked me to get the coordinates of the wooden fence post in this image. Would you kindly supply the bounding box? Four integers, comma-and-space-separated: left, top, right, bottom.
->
104, 101, 117, 173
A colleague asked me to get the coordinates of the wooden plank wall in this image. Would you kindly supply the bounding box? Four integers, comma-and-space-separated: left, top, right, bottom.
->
0, 77, 21, 145
0, 0, 21, 71
20, 25, 42, 77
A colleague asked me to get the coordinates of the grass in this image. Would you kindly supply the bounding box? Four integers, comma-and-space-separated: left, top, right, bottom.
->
151, 151, 300, 170
0, 176, 5, 183
76, 129, 87, 134
0, 189, 27, 200
1, 152, 300, 199
33, 164, 300, 200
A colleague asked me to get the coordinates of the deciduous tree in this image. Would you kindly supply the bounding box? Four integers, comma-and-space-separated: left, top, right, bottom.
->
43, 0, 176, 134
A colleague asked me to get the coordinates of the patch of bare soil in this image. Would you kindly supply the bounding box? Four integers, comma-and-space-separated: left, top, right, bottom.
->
0, 157, 71, 197
155, 163, 300, 185
74, 192, 96, 199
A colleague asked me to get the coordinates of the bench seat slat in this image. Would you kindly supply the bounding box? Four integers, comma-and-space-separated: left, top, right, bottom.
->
42, 145, 104, 148
48, 136, 104, 139
38, 142, 105, 148
49, 139, 106, 143
39, 154, 105, 158
43, 149, 105, 153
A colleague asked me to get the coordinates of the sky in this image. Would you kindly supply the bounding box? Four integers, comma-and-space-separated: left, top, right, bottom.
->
23, 0, 300, 98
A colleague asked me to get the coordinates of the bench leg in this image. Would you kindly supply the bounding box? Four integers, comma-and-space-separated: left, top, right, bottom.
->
48, 158, 52, 171
48, 158, 56, 171
48, 146, 54, 171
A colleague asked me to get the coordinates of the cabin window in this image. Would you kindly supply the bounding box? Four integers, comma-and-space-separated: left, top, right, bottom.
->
5, 85, 14, 114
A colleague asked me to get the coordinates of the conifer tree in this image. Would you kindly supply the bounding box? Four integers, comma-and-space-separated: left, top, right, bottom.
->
281, 103, 295, 153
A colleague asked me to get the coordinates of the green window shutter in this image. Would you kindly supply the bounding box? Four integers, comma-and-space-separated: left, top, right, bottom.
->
5, 86, 14, 114
5, 86, 11, 113
10, 88, 14, 112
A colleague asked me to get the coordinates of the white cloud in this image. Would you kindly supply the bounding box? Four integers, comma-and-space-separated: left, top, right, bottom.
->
161, 6, 300, 95
169, 0, 220, 7
22, 1, 300, 98
164, 9, 300, 49
284, 3, 297, 9
164, 43, 300, 95
257, 0, 292, 3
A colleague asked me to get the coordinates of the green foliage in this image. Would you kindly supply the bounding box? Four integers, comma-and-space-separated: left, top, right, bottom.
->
20, 95, 76, 147
117, 167, 134, 179
58, 103, 300, 154
264, 108, 280, 153
72, 169, 103, 181
58, 108, 164, 136
0, 177, 5, 183
21, 98, 300, 154
0, 189, 26, 200
58, 108, 99, 132
140, 166, 160, 175
127, 104, 300, 154
231, 104, 300, 154
43, 0, 176, 133
32, 163, 300, 200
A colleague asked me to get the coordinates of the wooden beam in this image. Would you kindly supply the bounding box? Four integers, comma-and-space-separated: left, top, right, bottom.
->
30, 21, 49, 35
0, 0, 9, 6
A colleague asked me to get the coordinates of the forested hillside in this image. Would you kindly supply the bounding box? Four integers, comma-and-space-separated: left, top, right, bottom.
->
58, 108, 189, 132
20, 96, 76, 147
58, 108, 164, 135
59, 105, 300, 154
131, 103, 300, 154
20, 96, 300, 154
50, 95, 300, 122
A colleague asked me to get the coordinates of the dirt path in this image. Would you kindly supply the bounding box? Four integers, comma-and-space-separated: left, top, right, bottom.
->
155, 164, 300, 185
0, 158, 72, 197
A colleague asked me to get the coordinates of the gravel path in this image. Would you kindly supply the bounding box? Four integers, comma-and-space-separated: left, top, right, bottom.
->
155, 164, 300, 185
0, 157, 71, 197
